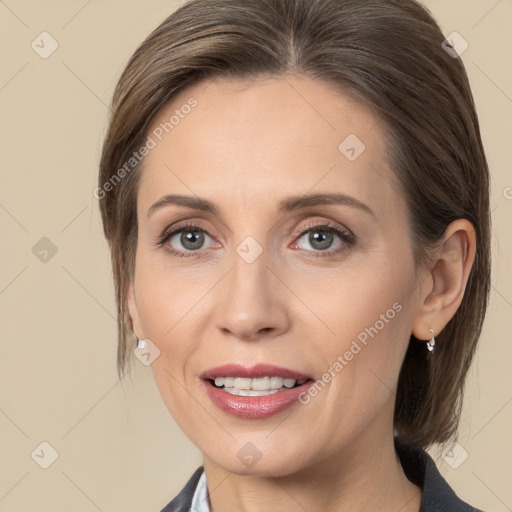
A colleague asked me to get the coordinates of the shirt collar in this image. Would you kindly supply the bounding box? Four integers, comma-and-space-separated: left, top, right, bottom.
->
190, 471, 210, 512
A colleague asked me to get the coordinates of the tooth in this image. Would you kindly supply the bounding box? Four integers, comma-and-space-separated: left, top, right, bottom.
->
213, 375, 307, 392
283, 378, 296, 388
234, 377, 252, 390
251, 377, 270, 390
270, 377, 284, 389
238, 389, 279, 396
224, 387, 240, 395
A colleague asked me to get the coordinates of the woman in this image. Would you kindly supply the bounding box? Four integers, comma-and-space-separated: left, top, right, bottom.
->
97, 0, 491, 510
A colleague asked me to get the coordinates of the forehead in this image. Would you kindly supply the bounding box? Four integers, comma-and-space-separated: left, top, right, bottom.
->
138, 75, 402, 221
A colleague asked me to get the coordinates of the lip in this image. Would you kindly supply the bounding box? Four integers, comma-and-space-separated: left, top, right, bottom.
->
201, 363, 314, 419
201, 363, 312, 381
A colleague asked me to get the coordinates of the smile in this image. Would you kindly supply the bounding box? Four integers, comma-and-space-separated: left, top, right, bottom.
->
201, 364, 314, 418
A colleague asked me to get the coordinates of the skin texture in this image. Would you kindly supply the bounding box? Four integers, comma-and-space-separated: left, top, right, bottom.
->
127, 75, 476, 512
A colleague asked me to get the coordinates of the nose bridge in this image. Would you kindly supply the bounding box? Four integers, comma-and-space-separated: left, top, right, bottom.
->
229, 237, 271, 307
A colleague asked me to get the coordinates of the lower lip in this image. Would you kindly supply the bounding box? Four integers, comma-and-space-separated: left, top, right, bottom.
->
203, 380, 313, 419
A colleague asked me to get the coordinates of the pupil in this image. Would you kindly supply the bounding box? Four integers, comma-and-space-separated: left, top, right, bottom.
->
182, 230, 204, 250
310, 230, 333, 250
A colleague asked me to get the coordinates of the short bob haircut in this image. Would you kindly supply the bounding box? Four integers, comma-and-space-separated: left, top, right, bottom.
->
98, 0, 491, 450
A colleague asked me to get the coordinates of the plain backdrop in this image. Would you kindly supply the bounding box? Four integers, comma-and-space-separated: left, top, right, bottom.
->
0, 1, 511, 511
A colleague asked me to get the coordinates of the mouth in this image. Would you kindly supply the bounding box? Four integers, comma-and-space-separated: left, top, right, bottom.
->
200, 363, 314, 418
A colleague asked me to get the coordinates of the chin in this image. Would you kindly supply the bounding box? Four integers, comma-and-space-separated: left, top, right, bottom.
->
220, 457, 302, 478
204, 439, 311, 478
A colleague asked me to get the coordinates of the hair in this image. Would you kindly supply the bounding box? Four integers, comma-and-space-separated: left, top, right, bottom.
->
98, 0, 491, 449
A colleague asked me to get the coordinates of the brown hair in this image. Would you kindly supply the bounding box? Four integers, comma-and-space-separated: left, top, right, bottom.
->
98, 0, 491, 449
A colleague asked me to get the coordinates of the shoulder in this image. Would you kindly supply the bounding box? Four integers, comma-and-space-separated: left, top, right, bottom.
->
395, 437, 486, 512
159, 466, 204, 512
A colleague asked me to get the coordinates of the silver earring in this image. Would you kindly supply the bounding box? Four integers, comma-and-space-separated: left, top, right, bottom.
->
137, 339, 146, 349
426, 329, 436, 352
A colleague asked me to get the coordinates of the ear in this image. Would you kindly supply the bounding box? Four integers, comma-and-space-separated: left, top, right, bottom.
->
411, 219, 476, 341
126, 282, 144, 340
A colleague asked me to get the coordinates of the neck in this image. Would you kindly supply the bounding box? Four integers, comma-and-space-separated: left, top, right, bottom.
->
203, 430, 421, 512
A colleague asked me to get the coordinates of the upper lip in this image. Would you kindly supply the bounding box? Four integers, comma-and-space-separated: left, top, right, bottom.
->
201, 363, 312, 381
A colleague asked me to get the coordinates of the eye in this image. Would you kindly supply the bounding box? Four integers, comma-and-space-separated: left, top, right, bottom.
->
157, 223, 217, 257
170, 229, 212, 251
291, 222, 354, 257
156, 220, 355, 259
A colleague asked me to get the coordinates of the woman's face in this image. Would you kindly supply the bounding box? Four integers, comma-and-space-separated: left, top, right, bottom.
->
128, 75, 425, 476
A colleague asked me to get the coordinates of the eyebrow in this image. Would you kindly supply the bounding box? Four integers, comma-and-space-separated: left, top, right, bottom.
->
147, 193, 375, 218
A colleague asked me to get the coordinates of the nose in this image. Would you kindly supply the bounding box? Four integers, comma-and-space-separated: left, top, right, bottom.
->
213, 248, 291, 341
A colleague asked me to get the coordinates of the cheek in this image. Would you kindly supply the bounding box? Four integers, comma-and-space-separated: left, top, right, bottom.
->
286, 266, 416, 450
290, 252, 416, 394
293, 252, 413, 339
133, 249, 211, 341
132, 259, 205, 398
134, 265, 205, 429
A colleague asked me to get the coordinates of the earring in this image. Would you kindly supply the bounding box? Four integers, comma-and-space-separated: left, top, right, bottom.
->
426, 329, 436, 352
137, 339, 146, 349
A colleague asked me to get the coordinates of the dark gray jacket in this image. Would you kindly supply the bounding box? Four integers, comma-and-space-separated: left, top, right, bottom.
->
160, 438, 484, 511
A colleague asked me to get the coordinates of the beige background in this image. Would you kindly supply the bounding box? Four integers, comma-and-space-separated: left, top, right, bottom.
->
0, 0, 511, 510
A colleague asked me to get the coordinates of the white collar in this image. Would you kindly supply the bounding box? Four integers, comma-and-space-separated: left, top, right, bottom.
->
190, 470, 210, 512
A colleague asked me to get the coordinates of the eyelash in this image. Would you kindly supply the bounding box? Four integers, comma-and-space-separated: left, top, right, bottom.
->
155, 220, 356, 259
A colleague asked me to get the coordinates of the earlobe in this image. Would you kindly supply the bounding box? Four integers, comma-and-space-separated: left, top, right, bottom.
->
411, 219, 476, 341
